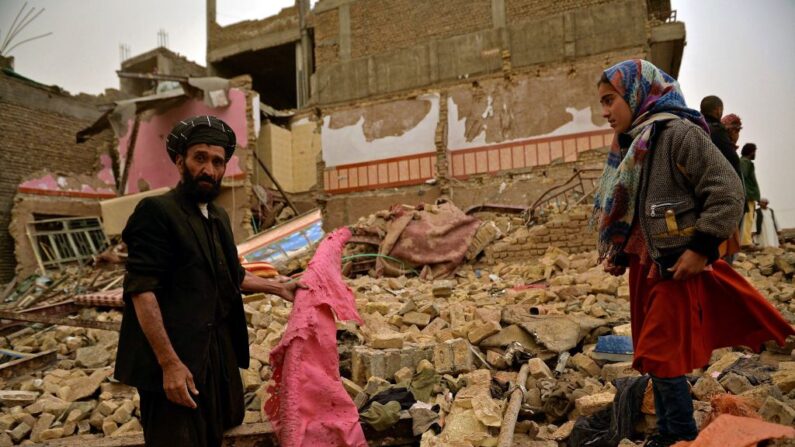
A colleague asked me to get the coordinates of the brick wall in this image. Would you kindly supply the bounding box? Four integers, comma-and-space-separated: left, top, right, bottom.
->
348, 0, 493, 60
483, 205, 596, 263
209, 6, 299, 56
313, 7, 340, 67
505, 0, 614, 24
0, 76, 107, 282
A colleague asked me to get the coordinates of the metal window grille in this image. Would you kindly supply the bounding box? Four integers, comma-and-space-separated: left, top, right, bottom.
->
26, 216, 109, 272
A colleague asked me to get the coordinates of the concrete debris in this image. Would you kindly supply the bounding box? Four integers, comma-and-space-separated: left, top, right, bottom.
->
1, 203, 795, 445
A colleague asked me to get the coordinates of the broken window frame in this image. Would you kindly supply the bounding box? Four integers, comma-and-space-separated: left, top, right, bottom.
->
25, 216, 109, 272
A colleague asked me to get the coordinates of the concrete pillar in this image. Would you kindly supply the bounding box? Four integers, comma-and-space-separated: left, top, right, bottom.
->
491, 0, 506, 29
206, 0, 217, 76
297, 0, 312, 106
563, 12, 576, 59
491, 0, 510, 67
339, 3, 352, 60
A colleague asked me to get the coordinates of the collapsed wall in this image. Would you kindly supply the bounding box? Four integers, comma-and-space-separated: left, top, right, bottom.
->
0, 71, 113, 282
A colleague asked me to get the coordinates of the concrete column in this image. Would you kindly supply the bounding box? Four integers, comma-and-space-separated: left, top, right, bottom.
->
428, 39, 439, 83
491, 0, 506, 29
339, 3, 352, 60
563, 12, 576, 58
491, 0, 510, 64
297, 0, 312, 106
206, 0, 217, 75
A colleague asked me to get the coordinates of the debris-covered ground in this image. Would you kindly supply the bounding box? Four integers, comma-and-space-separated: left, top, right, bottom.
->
0, 206, 794, 446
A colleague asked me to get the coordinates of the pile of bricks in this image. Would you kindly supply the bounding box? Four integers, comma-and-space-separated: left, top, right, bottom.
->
483, 205, 595, 262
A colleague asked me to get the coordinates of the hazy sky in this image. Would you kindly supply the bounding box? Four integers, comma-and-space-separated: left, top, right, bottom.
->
2, 0, 794, 226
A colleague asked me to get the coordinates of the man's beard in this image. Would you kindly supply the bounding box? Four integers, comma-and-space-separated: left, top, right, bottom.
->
182, 171, 221, 203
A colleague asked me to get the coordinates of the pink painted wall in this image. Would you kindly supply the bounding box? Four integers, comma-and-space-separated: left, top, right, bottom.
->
118, 88, 249, 194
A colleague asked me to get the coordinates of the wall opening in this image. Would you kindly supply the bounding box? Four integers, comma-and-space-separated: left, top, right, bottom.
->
213, 42, 298, 110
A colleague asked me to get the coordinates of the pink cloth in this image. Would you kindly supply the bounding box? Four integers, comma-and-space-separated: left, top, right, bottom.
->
264, 228, 367, 447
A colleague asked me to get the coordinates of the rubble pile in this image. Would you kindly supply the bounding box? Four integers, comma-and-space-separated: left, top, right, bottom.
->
1, 265, 124, 312
0, 206, 793, 445
339, 238, 795, 445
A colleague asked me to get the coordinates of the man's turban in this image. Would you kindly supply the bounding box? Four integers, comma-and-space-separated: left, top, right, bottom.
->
166, 115, 237, 163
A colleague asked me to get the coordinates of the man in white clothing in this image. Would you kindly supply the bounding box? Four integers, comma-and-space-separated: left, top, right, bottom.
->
754, 198, 780, 248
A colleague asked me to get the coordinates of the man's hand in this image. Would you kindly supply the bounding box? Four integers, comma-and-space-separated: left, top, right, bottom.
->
667, 249, 708, 281
162, 359, 199, 409
272, 278, 308, 302
603, 259, 626, 277
241, 271, 307, 302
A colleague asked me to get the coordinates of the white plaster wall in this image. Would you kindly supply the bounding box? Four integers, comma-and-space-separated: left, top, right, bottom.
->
447, 97, 610, 150
321, 93, 439, 167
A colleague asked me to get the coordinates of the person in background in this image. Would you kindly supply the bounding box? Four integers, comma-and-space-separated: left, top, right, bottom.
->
717, 113, 744, 262
739, 143, 761, 247
700, 95, 740, 176
721, 113, 742, 148
754, 198, 781, 248
596, 60, 794, 447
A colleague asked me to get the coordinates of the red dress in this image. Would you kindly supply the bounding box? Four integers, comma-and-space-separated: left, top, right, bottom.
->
624, 229, 794, 378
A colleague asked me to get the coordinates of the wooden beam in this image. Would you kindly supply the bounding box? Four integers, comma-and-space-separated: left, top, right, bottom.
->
0, 350, 57, 381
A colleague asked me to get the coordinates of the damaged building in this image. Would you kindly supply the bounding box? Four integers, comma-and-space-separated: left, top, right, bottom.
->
1, 2, 795, 446
0, 56, 117, 283
205, 0, 685, 229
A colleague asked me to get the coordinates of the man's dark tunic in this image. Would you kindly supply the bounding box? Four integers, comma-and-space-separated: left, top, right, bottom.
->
115, 184, 248, 446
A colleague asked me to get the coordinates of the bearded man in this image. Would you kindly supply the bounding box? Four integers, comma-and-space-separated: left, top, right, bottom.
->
115, 116, 302, 446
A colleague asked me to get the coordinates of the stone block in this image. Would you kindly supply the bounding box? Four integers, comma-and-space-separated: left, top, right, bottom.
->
759, 397, 795, 426
102, 418, 118, 436
38, 427, 64, 441
705, 351, 742, 376
341, 377, 363, 399
9, 421, 31, 443
719, 372, 753, 395
468, 320, 501, 345
77, 419, 91, 434
771, 369, 795, 393
692, 376, 726, 401
432, 280, 454, 297
97, 399, 119, 416
421, 317, 448, 337
474, 307, 501, 325
62, 421, 76, 437
351, 344, 434, 385
394, 366, 413, 385
570, 353, 601, 377
434, 338, 475, 375
0, 391, 38, 407
575, 392, 615, 417
243, 411, 260, 424
527, 358, 553, 380
402, 311, 431, 327
601, 362, 640, 383
30, 412, 55, 442
550, 420, 575, 441
486, 350, 508, 369
480, 324, 537, 349
61, 368, 113, 402
111, 401, 135, 424
249, 343, 270, 364
370, 332, 404, 349
75, 344, 111, 368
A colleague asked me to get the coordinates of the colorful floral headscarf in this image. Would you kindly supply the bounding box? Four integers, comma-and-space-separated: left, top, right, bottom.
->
593, 59, 708, 261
